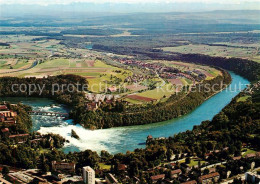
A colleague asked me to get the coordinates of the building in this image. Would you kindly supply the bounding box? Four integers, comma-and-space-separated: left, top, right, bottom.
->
150, 174, 165, 183
8, 134, 29, 143
171, 169, 182, 179
52, 161, 75, 173
1, 128, 10, 136
0, 105, 17, 125
198, 172, 220, 184
245, 172, 260, 183
83, 166, 95, 184
105, 173, 118, 184
245, 152, 260, 158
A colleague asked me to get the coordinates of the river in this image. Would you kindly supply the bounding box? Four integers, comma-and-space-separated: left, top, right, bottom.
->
0, 72, 249, 154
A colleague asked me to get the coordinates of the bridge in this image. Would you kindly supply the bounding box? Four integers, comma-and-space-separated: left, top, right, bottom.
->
28, 111, 69, 118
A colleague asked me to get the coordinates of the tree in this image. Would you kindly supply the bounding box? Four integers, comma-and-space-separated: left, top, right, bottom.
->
203, 168, 209, 175
232, 178, 242, 184
2, 166, 9, 175
185, 157, 191, 164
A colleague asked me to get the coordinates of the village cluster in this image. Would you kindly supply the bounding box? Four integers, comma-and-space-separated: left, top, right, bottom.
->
0, 134, 259, 184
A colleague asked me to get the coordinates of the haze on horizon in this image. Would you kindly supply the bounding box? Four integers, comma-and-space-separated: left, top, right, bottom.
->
0, 0, 259, 5
0, 0, 260, 16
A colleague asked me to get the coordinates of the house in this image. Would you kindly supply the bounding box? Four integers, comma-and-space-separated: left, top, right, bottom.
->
1, 128, 9, 134
0, 105, 8, 111
181, 180, 197, 184
171, 169, 182, 179
9, 134, 29, 143
150, 174, 165, 183
245, 152, 260, 158
198, 172, 220, 184
0, 109, 17, 118
106, 173, 119, 184
232, 156, 242, 160
51, 161, 75, 173
0, 106, 17, 125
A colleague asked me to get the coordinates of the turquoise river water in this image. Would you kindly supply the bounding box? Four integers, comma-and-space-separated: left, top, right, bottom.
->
0, 72, 249, 154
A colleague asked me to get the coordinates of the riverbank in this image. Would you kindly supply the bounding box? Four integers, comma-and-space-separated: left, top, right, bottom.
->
72, 69, 231, 129
1, 72, 249, 154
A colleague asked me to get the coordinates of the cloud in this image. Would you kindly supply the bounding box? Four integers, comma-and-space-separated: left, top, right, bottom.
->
0, 0, 259, 5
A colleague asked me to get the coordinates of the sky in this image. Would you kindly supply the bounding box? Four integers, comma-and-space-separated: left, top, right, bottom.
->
0, 0, 259, 5
0, 0, 259, 15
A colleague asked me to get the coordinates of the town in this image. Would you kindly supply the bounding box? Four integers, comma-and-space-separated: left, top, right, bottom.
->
0, 100, 259, 184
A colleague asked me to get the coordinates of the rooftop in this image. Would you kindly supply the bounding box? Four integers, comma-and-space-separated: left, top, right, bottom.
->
151, 174, 165, 181
199, 172, 220, 180
83, 166, 94, 172
171, 169, 182, 175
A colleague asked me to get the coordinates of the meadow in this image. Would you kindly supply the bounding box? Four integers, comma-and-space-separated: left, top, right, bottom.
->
0, 32, 223, 105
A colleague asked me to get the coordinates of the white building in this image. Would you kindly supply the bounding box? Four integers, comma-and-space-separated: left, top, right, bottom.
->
83, 166, 95, 184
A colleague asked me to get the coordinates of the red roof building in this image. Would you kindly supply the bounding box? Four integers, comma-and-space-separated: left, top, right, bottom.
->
0, 105, 8, 110
199, 172, 220, 184
245, 152, 260, 158
1, 128, 9, 133
171, 169, 182, 179
52, 161, 75, 173
151, 174, 165, 182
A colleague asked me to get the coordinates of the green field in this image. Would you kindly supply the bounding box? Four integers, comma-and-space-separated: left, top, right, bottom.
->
12, 60, 30, 69
36, 58, 70, 68
237, 95, 250, 102
138, 83, 175, 100
98, 163, 111, 170
188, 159, 206, 167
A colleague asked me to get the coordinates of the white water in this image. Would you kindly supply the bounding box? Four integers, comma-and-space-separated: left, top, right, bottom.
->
2, 72, 250, 154
38, 120, 124, 153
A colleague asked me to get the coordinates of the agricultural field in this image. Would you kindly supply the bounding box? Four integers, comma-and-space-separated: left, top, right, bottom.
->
160, 44, 260, 63
0, 34, 222, 105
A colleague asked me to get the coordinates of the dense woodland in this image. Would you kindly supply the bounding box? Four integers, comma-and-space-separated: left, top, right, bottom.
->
0, 74, 87, 106
61, 28, 122, 36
